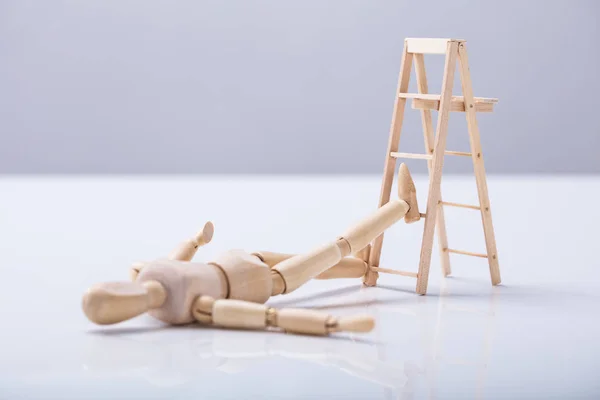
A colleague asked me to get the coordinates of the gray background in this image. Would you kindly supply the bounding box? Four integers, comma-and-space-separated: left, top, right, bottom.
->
1, 0, 598, 174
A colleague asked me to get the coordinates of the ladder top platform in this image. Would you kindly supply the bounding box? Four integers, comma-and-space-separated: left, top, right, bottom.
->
405, 38, 465, 42
405, 38, 466, 54
398, 93, 498, 104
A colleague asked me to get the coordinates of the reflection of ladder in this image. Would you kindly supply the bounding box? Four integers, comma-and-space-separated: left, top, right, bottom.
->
430, 280, 498, 400
363, 38, 501, 295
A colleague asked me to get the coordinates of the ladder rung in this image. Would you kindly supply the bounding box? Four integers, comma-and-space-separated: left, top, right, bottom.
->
440, 201, 481, 210
445, 150, 472, 157
371, 267, 418, 278
444, 248, 488, 258
390, 152, 433, 160
398, 93, 498, 104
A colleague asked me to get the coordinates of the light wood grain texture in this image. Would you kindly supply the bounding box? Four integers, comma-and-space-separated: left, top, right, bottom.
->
273, 166, 415, 293
354, 244, 371, 274
82, 280, 167, 325
252, 247, 368, 279
341, 199, 409, 254
252, 251, 295, 267
89, 231, 378, 334
254, 250, 368, 280
397, 163, 421, 223
370, 267, 418, 278
192, 296, 375, 335
209, 250, 272, 303
414, 52, 452, 278
364, 44, 413, 287
457, 43, 501, 285
129, 222, 215, 280
168, 221, 214, 261
333, 315, 375, 333
270, 270, 286, 296
355, 244, 371, 261
129, 261, 145, 281
390, 152, 433, 160
411, 98, 494, 112
314, 257, 368, 279
445, 248, 488, 258
399, 93, 498, 103
277, 308, 330, 335
445, 150, 472, 157
212, 299, 268, 329
440, 201, 481, 210
276, 307, 376, 334
272, 242, 343, 294
138, 259, 229, 324
191, 295, 214, 324
87, 232, 377, 330
416, 41, 459, 295
406, 38, 464, 54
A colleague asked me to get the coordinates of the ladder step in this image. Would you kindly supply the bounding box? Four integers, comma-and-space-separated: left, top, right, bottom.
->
390, 152, 433, 160
371, 267, 418, 278
391, 151, 471, 159
444, 248, 488, 258
398, 93, 498, 104
440, 201, 481, 210
412, 99, 494, 113
445, 150, 472, 157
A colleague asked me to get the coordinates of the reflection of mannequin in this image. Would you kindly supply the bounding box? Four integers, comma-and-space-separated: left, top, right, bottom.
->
82, 164, 420, 337
81, 330, 414, 392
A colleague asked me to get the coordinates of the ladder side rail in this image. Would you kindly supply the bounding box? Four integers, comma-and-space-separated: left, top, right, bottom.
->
457, 43, 501, 285
363, 43, 414, 286
415, 41, 459, 295
413, 53, 452, 277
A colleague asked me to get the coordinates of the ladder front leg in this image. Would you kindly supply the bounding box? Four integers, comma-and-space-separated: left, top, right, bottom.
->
415, 41, 459, 295
414, 52, 452, 278
365, 45, 414, 287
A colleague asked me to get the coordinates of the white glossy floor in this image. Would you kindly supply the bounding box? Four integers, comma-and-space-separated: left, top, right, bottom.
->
0, 175, 599, 399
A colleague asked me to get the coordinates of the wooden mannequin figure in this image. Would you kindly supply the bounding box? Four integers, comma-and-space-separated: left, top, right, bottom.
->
82, 164, 420, 336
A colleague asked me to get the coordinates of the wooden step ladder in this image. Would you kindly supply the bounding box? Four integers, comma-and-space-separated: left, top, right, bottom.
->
362, 38, 501, 295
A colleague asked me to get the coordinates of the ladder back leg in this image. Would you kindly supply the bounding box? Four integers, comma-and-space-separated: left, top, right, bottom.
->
364, 45, 414, 287
457, 43, 501, 285
416, 41, 459, 295
414, 53, 452, 278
